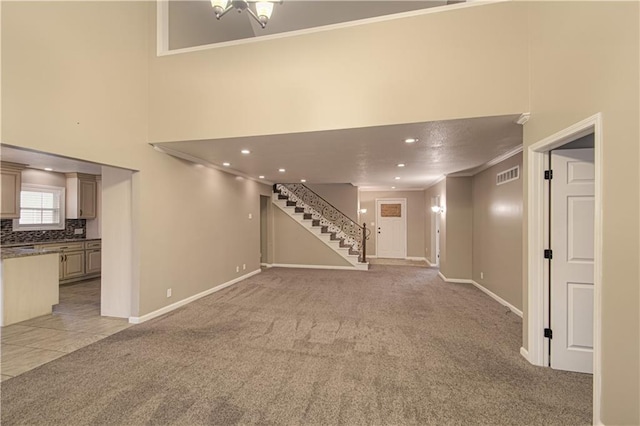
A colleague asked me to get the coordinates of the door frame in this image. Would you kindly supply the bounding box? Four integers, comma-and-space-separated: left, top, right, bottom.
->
525, 113, 602, 423
375, 198, 407, 259
431, 195, 441, 267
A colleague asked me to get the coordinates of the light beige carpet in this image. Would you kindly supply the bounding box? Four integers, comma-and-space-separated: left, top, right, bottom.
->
1, 266, 591, 425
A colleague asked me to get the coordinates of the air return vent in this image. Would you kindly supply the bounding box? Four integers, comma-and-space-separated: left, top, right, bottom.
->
496, 166, 520, 185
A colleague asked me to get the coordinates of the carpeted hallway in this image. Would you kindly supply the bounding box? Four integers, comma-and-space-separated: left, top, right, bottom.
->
1, 266, 591, 425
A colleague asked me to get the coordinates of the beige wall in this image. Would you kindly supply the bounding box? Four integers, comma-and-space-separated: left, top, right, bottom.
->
472, 153, 523, 310
358, 190, 425, 259
272, 207, 352, 267
425, 179, 445, 265
525, 2, 639, 423
440, 177, 472, 280
305, 183, 358, 220
149, 2, 528, 142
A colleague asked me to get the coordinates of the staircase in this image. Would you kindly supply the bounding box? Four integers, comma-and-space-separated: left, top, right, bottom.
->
272, 184, 369, 271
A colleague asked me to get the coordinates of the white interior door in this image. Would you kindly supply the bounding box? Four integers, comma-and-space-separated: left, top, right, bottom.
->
376, 199, 407, 259
550, 148, 594, 374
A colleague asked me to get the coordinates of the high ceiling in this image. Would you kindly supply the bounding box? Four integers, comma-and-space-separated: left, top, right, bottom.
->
155, 115, 523, 190
168, 0, 454, 50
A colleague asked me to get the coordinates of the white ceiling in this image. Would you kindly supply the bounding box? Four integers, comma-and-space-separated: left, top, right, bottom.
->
155, 115, 523, 190
0, 145, 103, 175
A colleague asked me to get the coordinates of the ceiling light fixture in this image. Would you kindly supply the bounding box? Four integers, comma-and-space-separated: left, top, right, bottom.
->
278, 168, 286, 173
397, 163, 405, 168
404, 138, 418, 144
259, 175, 265, 179
394, 176, 401, 180
211, 0, 280, 29
300, 179, 306, 183
222, 162, 231, 167
391, 186, 396, 189
44, 168, 53, 171
241, 149, 251, 154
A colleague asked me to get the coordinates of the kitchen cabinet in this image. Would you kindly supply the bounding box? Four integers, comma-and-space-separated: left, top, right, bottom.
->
1, 162, 26, 219
63, 251, 86, 279
66, 173, 97, 219
85, 240, 101, 276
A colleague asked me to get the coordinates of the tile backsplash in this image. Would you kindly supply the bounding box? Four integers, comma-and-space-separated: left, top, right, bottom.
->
1, 219, 87, 245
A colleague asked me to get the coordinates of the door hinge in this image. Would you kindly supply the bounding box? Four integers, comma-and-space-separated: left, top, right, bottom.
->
544, 328, 553, 339
544, 249, 553, 259
544, 170, 553, 180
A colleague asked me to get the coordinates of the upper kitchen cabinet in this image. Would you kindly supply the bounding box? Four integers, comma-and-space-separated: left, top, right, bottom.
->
66, 173, 97, 219
1, 162, 27, 219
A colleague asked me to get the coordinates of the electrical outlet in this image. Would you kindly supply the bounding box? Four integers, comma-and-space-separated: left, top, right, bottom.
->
248, 213, 253, 219
480, 272, 484, 279
166, 288, 172, 298
243, 264, 246, 270
74, 228, 84, 235
236, 266, 240, 273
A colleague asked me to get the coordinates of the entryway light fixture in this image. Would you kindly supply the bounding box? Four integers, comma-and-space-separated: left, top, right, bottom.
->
431, 205, 444, 214
211, 0, 280, 29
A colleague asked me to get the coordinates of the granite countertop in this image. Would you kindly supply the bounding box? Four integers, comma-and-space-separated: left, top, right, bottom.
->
1, 247, 61, 260
1, 238, 101, 248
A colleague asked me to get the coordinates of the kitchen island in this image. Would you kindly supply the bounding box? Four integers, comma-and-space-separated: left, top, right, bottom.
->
1, 248, 60, 326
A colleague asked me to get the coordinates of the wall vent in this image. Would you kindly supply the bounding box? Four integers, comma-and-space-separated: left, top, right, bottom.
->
496, 166, 520, 186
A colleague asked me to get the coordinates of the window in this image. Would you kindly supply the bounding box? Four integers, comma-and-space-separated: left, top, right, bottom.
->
13, 184, 66, 231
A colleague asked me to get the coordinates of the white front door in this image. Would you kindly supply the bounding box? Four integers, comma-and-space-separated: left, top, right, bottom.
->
550, 148, 595, 374
376, 199, 407, 259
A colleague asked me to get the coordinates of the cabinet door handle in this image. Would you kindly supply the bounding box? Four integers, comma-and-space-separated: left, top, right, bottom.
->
80, 209, 83, 216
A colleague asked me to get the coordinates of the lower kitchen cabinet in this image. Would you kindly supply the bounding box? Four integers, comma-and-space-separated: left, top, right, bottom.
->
86, 249, 101, 275
62, 251, 85, 280
36, 240, 101, 284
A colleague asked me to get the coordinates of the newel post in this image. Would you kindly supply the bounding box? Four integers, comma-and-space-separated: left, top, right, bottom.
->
361, 223, 367, 263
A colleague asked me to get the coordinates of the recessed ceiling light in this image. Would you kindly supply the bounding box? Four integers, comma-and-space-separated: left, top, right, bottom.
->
404, 138, 418, 144
394, 176, 401, 180
278, 168, 286, 173
391, 186, 396, 189
259, 175, 265, 179
44, 167, 53, 171
397, 163, 405, 168
300, 179, 306, 183
222, 162, 231, 167
241, 149, 251, 155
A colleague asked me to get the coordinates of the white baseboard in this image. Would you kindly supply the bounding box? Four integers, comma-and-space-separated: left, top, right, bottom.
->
520, 346, 529, 362
425, 258, 437, 267
470, 280, 523, 317
271, 263, 363, 271
406, 256, 428, 262
367, 255, 377, 259
260, 263, 273, 268
438, 271, 473, 284
129, 269, 262, 324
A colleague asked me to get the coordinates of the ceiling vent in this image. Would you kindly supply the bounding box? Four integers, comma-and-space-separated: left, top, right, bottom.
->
496, 166, 520, 186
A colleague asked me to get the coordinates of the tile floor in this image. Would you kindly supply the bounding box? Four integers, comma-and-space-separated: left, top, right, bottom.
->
1, 279, 131, 381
